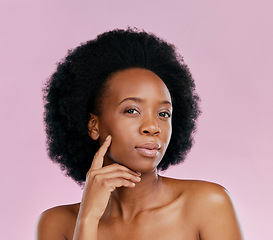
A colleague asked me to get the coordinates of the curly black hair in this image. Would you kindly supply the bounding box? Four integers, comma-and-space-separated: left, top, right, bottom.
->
43, 28, 201, 185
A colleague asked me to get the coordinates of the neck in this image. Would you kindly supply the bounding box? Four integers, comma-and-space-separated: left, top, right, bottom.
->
104, 169, 163, 221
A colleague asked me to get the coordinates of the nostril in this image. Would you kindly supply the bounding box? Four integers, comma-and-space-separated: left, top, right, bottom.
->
140, 122, 161, 135
142, 129, 160, 135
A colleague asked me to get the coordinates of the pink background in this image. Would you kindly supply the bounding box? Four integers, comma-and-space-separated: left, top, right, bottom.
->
1, 1, 272, 239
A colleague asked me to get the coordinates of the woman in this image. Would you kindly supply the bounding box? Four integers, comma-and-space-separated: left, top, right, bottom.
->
37, 28, 243, 239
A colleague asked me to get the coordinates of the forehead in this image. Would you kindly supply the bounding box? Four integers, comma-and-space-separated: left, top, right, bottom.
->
106, 68, 172, 103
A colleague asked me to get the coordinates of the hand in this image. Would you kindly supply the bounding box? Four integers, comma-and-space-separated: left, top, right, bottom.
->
77, 135, 141, 221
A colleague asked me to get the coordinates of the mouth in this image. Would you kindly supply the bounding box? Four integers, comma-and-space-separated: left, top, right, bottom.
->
135, 142, 161, 158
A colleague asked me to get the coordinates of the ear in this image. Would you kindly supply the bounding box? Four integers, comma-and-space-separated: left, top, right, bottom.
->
87, 113, 100, 140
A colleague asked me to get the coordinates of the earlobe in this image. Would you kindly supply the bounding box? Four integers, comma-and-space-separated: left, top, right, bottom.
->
87, 113, 100, 140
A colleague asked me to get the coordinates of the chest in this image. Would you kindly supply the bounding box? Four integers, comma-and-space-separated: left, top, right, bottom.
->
98, 208, 199, 240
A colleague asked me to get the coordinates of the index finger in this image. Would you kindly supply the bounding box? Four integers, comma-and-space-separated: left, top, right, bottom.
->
90, 135, 112, 171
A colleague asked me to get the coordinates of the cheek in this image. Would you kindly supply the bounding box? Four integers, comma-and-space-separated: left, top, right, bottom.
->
106, 136, 134, 165
106, 115, 138, 138
105, 120, 136, 159
162, 123, 172, 149
161, 120, 172, 137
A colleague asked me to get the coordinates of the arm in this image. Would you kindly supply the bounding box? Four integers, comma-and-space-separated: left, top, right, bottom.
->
198, 183, 244, 240
72, 218, 99, 240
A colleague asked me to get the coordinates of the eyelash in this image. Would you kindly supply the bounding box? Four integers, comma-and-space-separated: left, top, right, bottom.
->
124, 108, 139, 115
124, 108, 171, 118
158, 112, 171, 118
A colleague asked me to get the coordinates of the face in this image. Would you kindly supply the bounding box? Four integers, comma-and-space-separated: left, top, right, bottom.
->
89, 68, 172, 173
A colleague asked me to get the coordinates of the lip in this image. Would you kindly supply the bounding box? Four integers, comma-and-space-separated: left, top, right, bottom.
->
135, 142, 161, 158
135, 142, 161, 150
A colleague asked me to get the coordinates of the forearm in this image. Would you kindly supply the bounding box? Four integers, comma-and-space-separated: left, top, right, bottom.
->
73, 218, 99, 240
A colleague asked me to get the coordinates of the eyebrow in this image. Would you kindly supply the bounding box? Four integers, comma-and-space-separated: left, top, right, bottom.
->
118, 97, 172, 106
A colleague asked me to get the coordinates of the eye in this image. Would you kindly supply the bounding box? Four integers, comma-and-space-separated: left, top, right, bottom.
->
124, 108, 139, 115
158, 111, 171, 118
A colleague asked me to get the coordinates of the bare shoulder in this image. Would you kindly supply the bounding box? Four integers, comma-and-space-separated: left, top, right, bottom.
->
162, 176, 229, 199
182, 180, 235, 213
35, 203, 80, 240
181, 179, 230, 201
162, 177, 243, 239
165, 178, 235, 213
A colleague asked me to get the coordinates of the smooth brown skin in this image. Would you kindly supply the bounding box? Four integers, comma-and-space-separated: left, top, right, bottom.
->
36, 68, 244, 240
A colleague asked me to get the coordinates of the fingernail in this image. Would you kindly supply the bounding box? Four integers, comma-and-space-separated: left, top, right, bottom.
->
106, 135, 111, 140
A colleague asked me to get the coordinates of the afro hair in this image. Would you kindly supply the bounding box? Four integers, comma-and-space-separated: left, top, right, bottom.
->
43, 28, 201, 185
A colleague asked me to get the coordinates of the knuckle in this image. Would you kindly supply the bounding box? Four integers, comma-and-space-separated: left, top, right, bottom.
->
122, 171, 131, 179
114, 164, 129, 172
115, 169, 123, 175
92, 172, 101, 182
101, 178, 110, 187
125, 180, 134, 186
122, 178, 129, 184
120, 165, 132, 173
112, 163, 120, 169
88, 170, 96, 179
130, 175, 136, 181
86, 170, 95, 179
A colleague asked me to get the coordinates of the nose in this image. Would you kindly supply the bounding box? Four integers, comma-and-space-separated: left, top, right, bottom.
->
139, 116, 161, 136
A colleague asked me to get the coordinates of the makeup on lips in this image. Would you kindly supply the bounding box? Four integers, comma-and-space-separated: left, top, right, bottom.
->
135, 142, 161, 157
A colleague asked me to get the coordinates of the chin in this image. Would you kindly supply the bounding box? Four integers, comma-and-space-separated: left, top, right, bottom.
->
106, 152, 162, 173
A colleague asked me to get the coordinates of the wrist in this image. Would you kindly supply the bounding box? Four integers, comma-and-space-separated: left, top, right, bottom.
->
73, 217, 99, 240
77, 215, 100, 226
